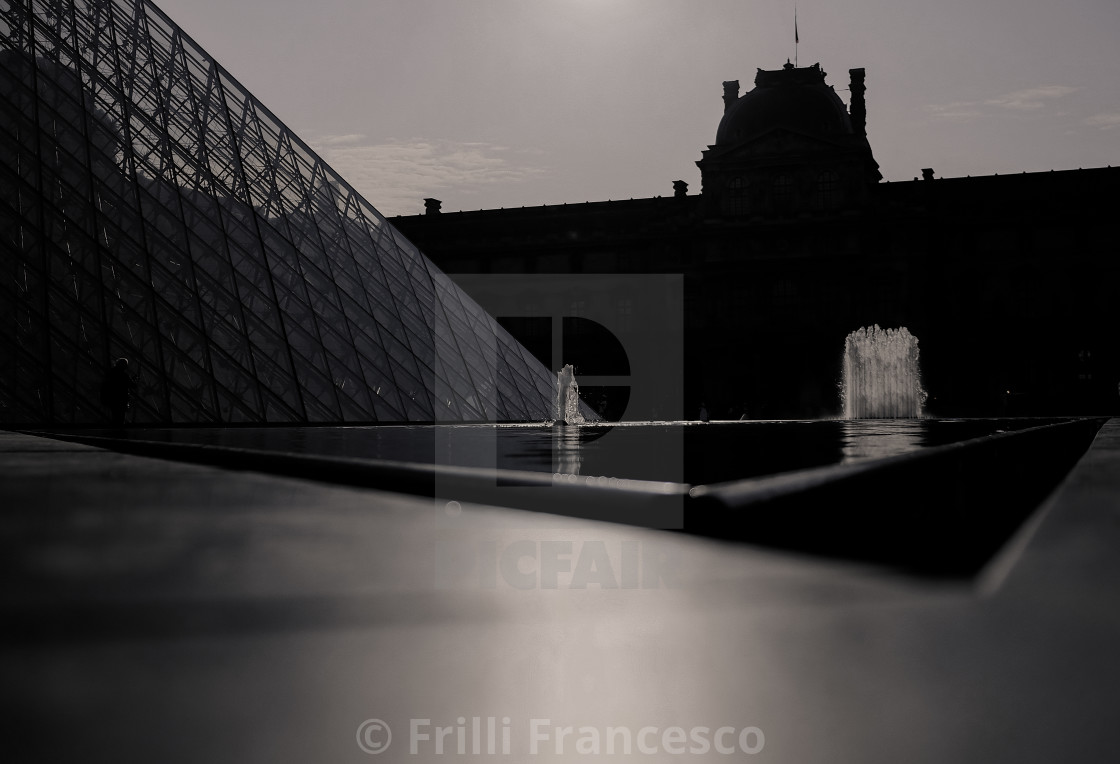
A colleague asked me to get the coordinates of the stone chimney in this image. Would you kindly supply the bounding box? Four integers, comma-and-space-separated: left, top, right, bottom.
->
722, 80, 740, 113
848, 68, 866, 137
673, 180, 688, 198
423, 198, 442, 215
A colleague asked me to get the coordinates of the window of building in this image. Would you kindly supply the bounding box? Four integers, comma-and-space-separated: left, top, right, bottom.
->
815, 171, 840, 209
772, 278, 798, 307
724, 177, 748, 216
772, 174, 793, 210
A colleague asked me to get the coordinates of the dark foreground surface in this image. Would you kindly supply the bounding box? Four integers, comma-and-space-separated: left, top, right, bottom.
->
3, 420, 1120, 762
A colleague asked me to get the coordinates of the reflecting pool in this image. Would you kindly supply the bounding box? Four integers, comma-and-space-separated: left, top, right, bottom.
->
89, 418, 1067, 486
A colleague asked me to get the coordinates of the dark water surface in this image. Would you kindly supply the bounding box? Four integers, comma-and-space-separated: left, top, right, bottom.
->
89, 418, 1069, 486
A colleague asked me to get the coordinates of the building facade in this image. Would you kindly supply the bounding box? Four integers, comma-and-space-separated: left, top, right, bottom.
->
395, 62, 1120, 419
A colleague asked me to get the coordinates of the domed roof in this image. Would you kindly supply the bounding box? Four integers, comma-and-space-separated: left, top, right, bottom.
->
716, 62, 853, 145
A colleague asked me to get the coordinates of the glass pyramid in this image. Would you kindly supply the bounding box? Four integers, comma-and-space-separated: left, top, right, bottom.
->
0, 0, 562, 424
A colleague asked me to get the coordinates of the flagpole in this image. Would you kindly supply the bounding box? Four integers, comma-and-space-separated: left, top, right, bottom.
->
795, 6, 799, 67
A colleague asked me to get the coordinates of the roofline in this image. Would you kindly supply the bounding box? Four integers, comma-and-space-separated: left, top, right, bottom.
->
393, 195, 699, 220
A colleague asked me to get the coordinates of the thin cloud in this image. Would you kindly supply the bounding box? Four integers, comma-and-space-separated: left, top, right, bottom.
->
314, 133, 367, 146
924, 101, 981, 122
986, 85, 1081, 110
1085, 112, 1120, 130
926, 85, 1082, 122
306, 137, 548, 216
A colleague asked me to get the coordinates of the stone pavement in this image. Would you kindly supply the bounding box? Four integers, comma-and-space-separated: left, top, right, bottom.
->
2, 421, 1119, 763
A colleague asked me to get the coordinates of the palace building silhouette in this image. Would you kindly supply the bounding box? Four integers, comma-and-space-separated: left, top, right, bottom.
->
395, 61, 1120, 419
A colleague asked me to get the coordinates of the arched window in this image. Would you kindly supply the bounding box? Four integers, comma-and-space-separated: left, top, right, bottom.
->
724, 177, 748, 216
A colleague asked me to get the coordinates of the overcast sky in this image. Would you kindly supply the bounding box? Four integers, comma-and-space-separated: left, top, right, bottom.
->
153, 0, 1120, 217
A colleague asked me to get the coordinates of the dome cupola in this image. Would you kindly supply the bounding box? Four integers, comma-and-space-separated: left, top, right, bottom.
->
696, 62, 880, 217
715, 62, 853, 145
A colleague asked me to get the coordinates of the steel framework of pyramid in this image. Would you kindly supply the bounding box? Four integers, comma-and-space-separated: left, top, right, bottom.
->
1, 0, 567, 424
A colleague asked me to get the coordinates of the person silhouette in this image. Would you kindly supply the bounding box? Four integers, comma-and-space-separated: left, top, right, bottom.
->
101, 357, 135, 427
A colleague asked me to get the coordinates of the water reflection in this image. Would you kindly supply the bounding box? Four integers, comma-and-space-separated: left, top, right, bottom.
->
839, 420, 926, 463
552, 426, 584, 475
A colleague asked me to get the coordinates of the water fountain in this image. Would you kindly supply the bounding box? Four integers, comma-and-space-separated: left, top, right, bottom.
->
555, 364, 586, 425
841, 325, 926, 419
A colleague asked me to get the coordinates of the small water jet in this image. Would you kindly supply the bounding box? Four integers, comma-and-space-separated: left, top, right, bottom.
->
555, 364, 586, 425
841, 325, 926, 419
